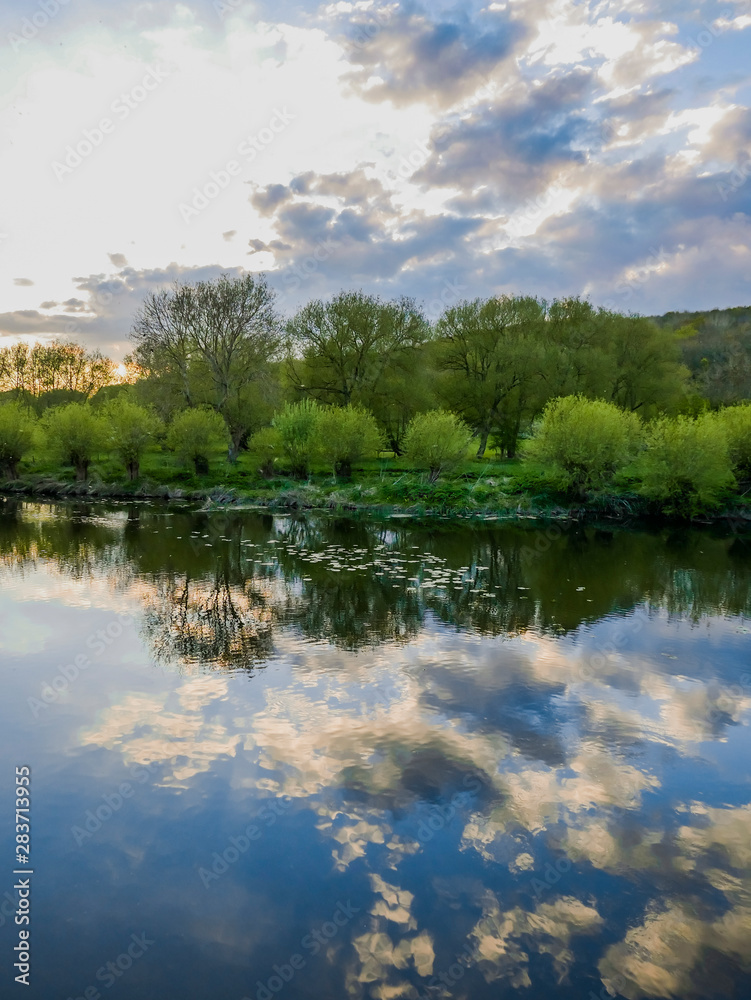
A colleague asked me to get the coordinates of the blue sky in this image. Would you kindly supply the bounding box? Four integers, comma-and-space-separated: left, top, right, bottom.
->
1, 0, 750, 358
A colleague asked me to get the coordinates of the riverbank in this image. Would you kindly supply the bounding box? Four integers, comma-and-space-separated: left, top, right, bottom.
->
2, 472, 750, 527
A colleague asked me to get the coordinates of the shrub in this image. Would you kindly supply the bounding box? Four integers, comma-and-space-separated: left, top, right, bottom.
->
166, 408, 228, 475
638, 413, 735, 515
526, 395, 642, 494
249, 427, 281, 478
716, 404, 751, 478
273, 399, 322, 477
0, 403, 36, 479
105, 397, 162, 480
403, 410, 472, 482
316, 406, 384, 477
43, 403, 108, 481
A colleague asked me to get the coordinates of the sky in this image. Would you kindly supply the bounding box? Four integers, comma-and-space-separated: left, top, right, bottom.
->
0, 0, 750, 359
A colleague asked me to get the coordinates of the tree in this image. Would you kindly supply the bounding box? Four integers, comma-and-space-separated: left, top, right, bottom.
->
131, 273, 283, 462
0, 341, 115, 398
403, 411, 472, 482
273, 400, 322, 478
316, 405, 383, 478
166, 408, 228, 475
433, 295, 546, 458
105, 397, 162, 480
43, 403, 108, 481
286, 291, 431, 451
716, 403, 751, 478
637, 414, 735, 515
0, 403, 36, 479
249, 427, 281, 478
527, 395, 642, 493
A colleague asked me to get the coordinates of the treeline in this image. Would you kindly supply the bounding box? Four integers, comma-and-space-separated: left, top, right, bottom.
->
0, 274, 749, 514
651, 305, 751, 405
0, 340, 117, 405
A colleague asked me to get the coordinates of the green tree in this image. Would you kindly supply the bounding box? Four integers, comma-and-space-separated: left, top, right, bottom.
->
403, 411, 472, 482
716, 403, 751, 478
316, 405, 384, 478
131, 273, 283, 462
0, 403, 36, 479
166, 408, 228, 475
434, 295, 546, 458
43, 403, 108, 481
273, 400, 322, 478
527, 395, 642, 494
105, 397, 162, 480
638, 413, 735, 515
286, 291, 431, 451
249, 427, 281, 478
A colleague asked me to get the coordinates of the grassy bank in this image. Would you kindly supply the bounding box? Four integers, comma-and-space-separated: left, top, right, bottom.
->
2, 449, 749, 525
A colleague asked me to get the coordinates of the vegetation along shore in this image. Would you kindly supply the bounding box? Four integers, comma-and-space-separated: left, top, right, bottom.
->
1, 276, 749, 523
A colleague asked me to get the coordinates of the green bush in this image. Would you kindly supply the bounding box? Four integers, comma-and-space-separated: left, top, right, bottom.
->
0, 403, 36, 479
716, 404, 751, 478
638, 413, 735, 515
43, 403, 108, 481
526, 395, 642, 494
316, 405, 384, 477
403, 410, 473, 482
105, 397, 162, 480
166, 408, 228, 475
249, 427, 281, 478
273, 400, 322, 477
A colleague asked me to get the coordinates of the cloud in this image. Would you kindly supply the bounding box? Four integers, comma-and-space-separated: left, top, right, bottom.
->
332, 2, 527, 108
13, 277, 34, 286
108, 252, 128, 268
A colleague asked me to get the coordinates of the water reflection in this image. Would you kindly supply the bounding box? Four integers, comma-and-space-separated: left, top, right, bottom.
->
0, 501, 749, 1000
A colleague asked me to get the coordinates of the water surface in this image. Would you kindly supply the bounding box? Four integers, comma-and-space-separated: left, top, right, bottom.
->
1, 501, 750, 1000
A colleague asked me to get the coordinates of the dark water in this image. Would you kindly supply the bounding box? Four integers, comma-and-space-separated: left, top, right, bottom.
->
1, 501, 750, 1000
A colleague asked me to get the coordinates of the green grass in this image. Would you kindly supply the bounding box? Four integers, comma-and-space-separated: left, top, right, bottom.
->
5, 444, 749, 523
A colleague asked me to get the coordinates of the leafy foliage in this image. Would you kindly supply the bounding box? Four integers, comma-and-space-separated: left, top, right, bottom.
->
527, 395, 642, 493
166, 408, 229, 475
273, 399, 322, 477
105, 397, 162, 480
716, 403, 751, 478
403, 411, 473, 482
0, 403, 37, 479
316, 406, 384, 477
637, 413, 735, 515
43, 403, 108, 481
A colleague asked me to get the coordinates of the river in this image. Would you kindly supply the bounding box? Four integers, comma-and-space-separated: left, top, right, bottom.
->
0, 501, 749, 1000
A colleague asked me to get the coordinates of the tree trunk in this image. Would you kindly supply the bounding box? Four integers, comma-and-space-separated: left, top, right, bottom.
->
75, 460, 89, 482
127, 460, 139, 481
476, 426, 490, 459
335, 459, 352, 479
194, 455, 209, 475
228, 428, 244, 464
2, 460, 18, 480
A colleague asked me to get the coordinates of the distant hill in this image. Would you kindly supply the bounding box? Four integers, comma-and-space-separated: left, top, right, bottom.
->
650, 305, 751, 404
